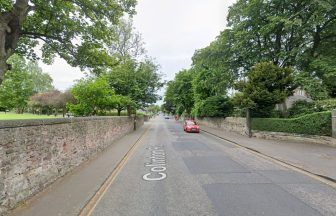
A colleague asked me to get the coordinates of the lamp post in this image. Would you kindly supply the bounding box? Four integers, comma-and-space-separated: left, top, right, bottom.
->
332, 110, 336, 138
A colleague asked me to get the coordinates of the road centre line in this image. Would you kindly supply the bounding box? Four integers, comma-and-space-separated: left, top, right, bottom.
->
79, 125, 151, 216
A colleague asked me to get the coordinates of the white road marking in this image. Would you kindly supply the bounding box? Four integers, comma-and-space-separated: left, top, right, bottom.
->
143, 146, 167, 181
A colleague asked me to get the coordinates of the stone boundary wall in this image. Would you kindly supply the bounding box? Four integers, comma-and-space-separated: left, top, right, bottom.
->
253, 131, 336, 147
196, 117, 247, 136
196, 116, 335, 147
0, 116, 144, 215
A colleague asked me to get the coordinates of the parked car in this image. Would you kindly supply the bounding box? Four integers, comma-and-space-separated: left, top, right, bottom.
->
183, 120, 200, 133
164, 116, 170, 119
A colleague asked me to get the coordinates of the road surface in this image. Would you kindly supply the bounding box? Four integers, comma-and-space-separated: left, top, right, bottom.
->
88, 117, 336, 216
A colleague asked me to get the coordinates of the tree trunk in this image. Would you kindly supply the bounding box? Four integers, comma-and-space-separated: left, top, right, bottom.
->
0, 0, 30, 85
117, 109, 121, 116
127, 105, 132, 116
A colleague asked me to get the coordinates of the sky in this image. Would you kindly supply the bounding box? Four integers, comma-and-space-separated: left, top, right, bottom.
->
41, 0, 237, 91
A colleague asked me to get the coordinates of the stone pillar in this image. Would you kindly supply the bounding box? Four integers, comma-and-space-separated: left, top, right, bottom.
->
332, 110, 336, 138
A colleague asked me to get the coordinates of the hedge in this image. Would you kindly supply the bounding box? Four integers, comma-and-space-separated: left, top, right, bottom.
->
252, 111, 332, 136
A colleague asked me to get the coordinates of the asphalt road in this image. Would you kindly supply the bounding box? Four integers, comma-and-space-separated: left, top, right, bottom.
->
91, 117, 336, 216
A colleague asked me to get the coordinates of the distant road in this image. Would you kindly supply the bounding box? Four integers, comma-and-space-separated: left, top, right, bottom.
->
90, 117, 336, 216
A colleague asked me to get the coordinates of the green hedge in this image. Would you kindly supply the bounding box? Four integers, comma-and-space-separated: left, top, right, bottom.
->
252, 111, 332, 136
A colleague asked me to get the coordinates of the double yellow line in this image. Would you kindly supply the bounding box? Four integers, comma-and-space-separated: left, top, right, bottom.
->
79, 126, 151, 216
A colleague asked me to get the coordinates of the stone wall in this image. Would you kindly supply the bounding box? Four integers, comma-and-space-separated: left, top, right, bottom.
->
0, 116, 144, 215
253, 131, 336, 147
196, 117, 247, 136
196, 116, 336, 147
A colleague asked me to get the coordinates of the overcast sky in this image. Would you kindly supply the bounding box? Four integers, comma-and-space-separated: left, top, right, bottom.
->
41, 0, 237, 91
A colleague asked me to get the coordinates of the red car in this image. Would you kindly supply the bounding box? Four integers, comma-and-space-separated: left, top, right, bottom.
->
183, 120, 200, 133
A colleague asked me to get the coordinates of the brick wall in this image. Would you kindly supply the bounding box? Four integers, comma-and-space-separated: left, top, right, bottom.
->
0, 116, 144, 215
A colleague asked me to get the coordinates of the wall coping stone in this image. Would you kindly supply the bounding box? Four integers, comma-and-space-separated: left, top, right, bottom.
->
0, 116, 133, 129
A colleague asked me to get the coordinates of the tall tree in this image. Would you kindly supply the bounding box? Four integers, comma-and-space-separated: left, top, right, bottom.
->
0, 55, 33, 112
191, 31, 237, 116
68, 77, 117, 116
0, 0, 137, 84
27, 60, 53, 93
234, 62, 296, 117
109, 19, 145, 60
167, 69, 195, 116
162, 81, 177, 115
105, 58, 163, 114
227, 0, 336, 79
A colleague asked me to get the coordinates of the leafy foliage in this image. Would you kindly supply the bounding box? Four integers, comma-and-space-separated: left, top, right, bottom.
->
288, 99, 336, 118
109, 19, 146, 60
0, 59, 33, 112
193, 96, 233, 118
0, 55, 53, 112
0, 0, 137, 83
29, 90, 74, 115
105, 58, 163, 114
163, 69, 194, 116
68, 77, 117, 116
234, 62, 296, 117
252, 112, 332, 136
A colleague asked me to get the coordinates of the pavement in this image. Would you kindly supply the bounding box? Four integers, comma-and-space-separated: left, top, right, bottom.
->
199, 124, 336, 180
10, 117, 336, 216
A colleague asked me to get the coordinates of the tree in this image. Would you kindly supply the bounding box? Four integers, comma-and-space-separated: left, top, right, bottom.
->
68, 77, 117, 116
193, 95, 234, 118
52, 90, 75, 116
27, 60, 53, 93
234, 62, 296, 117
191, 33, 236, 117
165, 69, 195, 116
109, 19, 146, 60
147, 105, 160, 115
162, 81, 177, 114
133, 59, 163, 107
0, 54, 54, 112
29, 90, 61, 115
192, 30, 236, 99
0, 55, 33, 113
227, 0, 336, 97
105, 58, 163, 115
0, 0, 137, 85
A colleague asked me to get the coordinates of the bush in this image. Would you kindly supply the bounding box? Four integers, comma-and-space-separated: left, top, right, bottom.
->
288, 99, 336, 118
252, 111, 332, 136
314, 99, 336, 111
288, 100, 315, 117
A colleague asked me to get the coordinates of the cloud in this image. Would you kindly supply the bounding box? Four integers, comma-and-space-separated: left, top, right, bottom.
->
40, 58, 85, 91
38, 0, 237, 92
133, 0, 237, 81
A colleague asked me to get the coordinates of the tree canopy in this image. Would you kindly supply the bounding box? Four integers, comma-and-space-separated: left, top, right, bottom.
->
163, 69, 194, 116
234, 62, 296, 117
0, 54, 54, 112
68, 77, 117, 116
164, 0, 336, 118
0, 0, 137, 84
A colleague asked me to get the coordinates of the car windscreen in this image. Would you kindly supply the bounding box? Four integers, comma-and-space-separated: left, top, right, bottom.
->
186, 121, 196, 125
